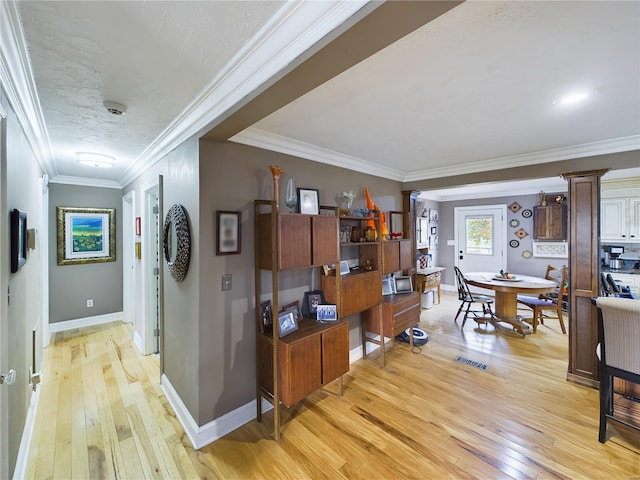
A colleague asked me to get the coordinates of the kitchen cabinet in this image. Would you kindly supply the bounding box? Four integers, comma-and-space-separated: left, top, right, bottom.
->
533, 204, 567, 240
600, 178, 640, 242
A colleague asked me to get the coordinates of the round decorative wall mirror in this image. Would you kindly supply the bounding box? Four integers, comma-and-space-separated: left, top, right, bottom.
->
163, 203, 191, 282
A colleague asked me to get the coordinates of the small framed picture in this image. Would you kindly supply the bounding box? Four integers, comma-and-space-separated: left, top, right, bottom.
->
281, 301, 300, 321
216, 210, 241, 255
316, 304, 337, 322
297, 188, 319, 215
323, 264, 336, 275
278, 310, 299, 337
430, 226, 437, 235
259, 300, 272, 334
339, 260, 350, 276
302, 290, 325, 318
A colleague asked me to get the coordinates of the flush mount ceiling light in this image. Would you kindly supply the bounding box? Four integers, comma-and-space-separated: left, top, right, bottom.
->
77, 152, 115, 168
553, 91, 590, 106
103, 100, 127, 116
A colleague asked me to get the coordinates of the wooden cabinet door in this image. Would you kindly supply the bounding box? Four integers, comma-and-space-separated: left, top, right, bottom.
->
279, 215, 311, 268
312, 215, 339, 266
533, 205, 567, 240
399, 239, 412, 271
321, 323, 349, 384
280, 335, 321, 407
383, 241, 399, 274
341, 271, 382, 317
601, 198, 626, 241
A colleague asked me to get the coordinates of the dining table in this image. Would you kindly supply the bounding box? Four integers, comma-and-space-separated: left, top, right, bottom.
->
464, 272, 558, 336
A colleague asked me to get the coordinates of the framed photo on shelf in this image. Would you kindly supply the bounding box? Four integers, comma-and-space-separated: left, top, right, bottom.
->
259, 300, 272, 334
216, 210, 241, 255
339, 260, 350, 276
316, 304, 337, 322
322, 264, 336, 275
302, 289, 325, 318
296, 188, 319, 215
278, 309, 299, 337
281, 301, 300, 321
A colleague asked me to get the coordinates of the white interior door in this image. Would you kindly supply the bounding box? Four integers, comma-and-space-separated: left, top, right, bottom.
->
0, 103, 9, 480
454, 205, 507, 276
122, 192, 135, 325
143, 182, 160, 354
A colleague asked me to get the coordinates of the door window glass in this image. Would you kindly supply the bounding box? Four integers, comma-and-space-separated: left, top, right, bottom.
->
466, 216, 493, 255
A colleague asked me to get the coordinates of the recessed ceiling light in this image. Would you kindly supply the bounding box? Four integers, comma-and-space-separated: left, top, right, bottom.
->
553, 91, 590, 106
77, 152, 115, 168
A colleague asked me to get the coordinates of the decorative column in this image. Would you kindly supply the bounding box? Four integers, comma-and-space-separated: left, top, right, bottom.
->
562, 170, 608, 387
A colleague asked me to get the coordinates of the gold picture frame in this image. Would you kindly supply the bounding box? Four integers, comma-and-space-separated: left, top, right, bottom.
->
56, 206, 116, 265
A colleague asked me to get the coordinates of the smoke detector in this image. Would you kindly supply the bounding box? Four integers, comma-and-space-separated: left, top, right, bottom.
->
103, 100, 127, 116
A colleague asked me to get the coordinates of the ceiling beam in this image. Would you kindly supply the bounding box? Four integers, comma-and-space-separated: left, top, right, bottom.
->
202, 0, 464, 142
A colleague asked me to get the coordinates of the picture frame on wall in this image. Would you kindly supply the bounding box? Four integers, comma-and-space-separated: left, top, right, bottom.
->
296, 188, 319, 215
10, 208, 28, 273
56, 206, 116, 266
216, 210, 241, 255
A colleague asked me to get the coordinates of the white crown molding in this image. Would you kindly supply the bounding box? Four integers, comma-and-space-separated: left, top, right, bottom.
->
232, 127, 405, 181
0, 0, 57, 178
49, 175, 122, 190
117, 0, 372, 188
404, 135, 640, 182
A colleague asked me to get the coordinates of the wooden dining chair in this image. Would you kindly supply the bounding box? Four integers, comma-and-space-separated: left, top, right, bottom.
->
594, 296, 640, 443
453, 266, 495, 328
517, 265, 568, 333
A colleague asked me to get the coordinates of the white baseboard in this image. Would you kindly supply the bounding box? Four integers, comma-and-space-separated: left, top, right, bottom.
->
48, 311, 123, 333
12, 386, 41, 480
133, 330, 143, 355
160, 374, 272, 450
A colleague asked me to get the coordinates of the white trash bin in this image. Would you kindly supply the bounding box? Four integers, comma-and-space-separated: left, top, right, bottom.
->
421, 289, 435, 309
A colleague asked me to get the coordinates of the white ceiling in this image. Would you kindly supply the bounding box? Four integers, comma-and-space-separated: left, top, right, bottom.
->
12, 0, 640, 196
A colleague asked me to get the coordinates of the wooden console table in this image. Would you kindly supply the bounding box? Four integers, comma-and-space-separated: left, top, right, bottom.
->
417, 267, 445, 304
361, 291, 421, 367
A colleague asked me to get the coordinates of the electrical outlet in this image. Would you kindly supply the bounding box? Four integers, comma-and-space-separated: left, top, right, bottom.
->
87, 299, 93, 308
222, 274, 232, 291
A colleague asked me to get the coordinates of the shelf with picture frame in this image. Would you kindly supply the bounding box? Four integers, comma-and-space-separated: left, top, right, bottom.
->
254, 198, 349, 441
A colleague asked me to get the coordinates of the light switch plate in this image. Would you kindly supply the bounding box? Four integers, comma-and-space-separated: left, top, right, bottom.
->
222, 274, 232, 291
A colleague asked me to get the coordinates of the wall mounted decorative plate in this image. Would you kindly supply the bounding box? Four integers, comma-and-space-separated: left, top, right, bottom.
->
509, 201, 522, 213
509, 219, 520, 228
509, 239, 520, 248
522, 209, 533, 218
522, 250, 533, 259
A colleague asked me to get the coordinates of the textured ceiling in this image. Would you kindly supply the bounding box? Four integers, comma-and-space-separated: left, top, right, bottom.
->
14, 0, 640, 192
18, 0, 284, 182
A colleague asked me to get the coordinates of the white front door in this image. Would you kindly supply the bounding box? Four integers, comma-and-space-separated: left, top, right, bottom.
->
454, 205, 507, 277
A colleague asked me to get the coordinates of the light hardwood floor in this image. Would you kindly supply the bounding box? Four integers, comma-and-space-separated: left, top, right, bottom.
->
25, 292, 639, 479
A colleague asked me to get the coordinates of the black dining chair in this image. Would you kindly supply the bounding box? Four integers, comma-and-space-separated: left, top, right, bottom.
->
453, 266, 496, 328
594, 296, 640, 443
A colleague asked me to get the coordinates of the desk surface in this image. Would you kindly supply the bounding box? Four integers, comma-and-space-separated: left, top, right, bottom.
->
417, 267, 445, 276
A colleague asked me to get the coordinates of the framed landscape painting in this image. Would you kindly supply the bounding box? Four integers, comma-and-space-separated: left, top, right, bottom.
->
57, 206, 116, 265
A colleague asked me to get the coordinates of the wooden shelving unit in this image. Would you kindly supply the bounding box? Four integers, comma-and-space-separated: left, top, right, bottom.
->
254, 200, 349, 440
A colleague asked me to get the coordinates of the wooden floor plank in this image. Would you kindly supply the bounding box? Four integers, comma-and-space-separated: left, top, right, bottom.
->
24, 295, 640, 479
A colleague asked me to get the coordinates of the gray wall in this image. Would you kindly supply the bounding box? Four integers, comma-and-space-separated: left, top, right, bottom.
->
161, 138, 202, 422
196, 140, 405, 424
48, 184, 123, 323
436, 190, 568, 286
2, 87, 44, 476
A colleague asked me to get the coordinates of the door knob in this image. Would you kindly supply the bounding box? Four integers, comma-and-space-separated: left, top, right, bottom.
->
0, 369, 16, 385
